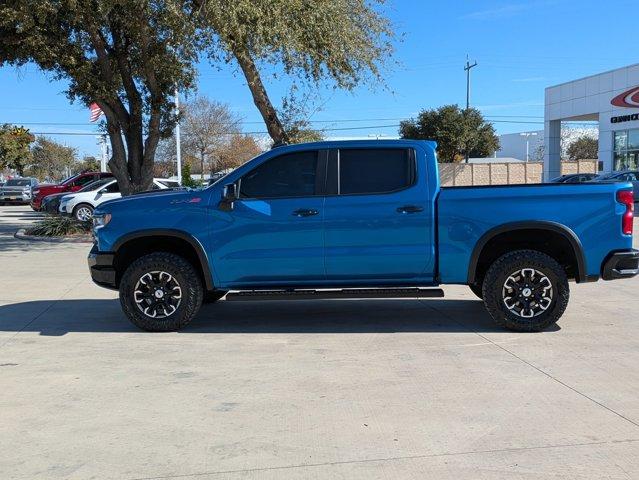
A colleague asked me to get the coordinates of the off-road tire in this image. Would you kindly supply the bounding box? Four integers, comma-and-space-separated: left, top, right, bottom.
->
469, 282, 483, 299
482, 249, 569, 332
119, 252, 203, 332
203, 290, 228, 303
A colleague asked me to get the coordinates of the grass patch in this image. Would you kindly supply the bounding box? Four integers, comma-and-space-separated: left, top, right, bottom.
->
25, 216, 92, 237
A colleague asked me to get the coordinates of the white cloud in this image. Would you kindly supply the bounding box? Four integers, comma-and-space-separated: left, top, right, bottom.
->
461, 1, 554, 21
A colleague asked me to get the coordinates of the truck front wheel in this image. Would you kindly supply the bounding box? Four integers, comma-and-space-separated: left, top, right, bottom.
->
482, 250, 569, 332
119, 252, 203, 331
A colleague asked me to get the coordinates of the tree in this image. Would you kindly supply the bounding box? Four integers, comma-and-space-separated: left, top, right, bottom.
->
1, 1, 395, 192
567, 136, 598, 160
201, 0, 394, 144
77, 155, 101, 172
180, 163, 198, 187
182, 97, 242, 179
1, 1, 202, 194
216, 134, 263, 171
278, 89, 324, 145
0, 124, 34, 175
399, 105, 500, 162
28, 136, 77, 181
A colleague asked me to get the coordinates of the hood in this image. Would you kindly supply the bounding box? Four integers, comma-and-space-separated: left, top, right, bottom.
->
95, 188, 205, 213
35, 183, 63, 194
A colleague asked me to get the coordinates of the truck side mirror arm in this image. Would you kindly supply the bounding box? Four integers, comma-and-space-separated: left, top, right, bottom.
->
219, 183, 238, 211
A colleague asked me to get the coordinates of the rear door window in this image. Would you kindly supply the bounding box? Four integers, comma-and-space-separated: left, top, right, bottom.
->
338, 148, 414, 195
240, 151, 319, 198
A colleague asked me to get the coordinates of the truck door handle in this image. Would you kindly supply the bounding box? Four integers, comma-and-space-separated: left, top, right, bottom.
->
292, 208, 319, 217
397, 205, 423, 214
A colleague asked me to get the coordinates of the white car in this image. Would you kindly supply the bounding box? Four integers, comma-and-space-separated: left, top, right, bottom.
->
59, 178, 180, 221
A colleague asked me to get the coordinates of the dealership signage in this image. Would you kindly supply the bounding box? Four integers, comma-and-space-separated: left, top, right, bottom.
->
611, 113, 639, 124
610, 86, 639, 123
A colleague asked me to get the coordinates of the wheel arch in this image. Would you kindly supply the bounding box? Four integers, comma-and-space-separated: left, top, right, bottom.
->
112, 229, 214, 290
467, 221, 588, 285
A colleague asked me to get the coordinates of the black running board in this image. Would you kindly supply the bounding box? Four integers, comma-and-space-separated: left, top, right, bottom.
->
225, 287, 444, 301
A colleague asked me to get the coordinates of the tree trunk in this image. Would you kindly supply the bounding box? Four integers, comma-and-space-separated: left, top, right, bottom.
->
233, 47, 290, 145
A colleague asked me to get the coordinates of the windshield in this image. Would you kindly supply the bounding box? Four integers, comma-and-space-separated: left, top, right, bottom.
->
157, 180, 181, 188
593, 172, 622, 180
60, 173, 80, 185
5, 179, 31, 186
81, 178, 112, 192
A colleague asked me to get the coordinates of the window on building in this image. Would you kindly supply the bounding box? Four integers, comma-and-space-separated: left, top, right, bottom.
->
613, 129, 639, 170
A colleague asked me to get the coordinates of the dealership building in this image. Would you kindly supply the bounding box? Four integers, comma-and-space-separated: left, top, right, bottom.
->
544, 63, 639, 180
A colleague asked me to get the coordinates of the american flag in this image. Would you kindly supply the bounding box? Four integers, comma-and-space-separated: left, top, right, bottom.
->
89, 103, 103, 122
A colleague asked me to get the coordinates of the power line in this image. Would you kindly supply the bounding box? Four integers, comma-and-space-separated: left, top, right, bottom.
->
3, 115, 548, 127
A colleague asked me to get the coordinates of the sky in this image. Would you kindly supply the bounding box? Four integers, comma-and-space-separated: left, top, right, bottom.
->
1, 0, 637, 158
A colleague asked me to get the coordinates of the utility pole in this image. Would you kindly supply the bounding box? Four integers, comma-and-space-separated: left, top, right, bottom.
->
464, 56, 478, 111
464, 56, 478, 162
174, 86, 183, 185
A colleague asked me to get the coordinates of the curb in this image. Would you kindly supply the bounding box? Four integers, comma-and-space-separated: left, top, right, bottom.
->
14, 228, 93, 244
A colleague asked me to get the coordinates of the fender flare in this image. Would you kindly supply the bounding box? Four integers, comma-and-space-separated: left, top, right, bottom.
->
467, 221, 588, 284
113, 229, 214, 290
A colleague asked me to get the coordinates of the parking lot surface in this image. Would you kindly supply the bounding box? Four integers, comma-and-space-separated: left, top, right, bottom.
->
1, 204, 639, 480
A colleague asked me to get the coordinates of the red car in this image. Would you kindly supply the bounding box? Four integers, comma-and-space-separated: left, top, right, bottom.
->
31, 171, 113, 211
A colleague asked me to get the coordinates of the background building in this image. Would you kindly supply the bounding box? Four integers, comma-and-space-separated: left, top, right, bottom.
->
496, 130, 544, 161
544, 63, 639, 180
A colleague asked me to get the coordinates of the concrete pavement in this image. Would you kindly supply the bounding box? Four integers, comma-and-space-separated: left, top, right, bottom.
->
1, 204, 639, 479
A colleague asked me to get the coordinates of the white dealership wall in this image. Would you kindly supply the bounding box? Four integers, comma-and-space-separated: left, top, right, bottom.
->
544, 63, 639, 180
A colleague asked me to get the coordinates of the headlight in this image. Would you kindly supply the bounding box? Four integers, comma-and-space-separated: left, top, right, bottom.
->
92, 213, 112, 229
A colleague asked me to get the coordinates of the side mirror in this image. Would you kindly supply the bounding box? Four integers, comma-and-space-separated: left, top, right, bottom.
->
219, 183, 238, 211
223, 183, 238, 200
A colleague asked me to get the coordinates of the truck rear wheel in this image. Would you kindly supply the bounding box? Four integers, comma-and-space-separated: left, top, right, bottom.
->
482, 249, 569, 332
119, 252, 203, 332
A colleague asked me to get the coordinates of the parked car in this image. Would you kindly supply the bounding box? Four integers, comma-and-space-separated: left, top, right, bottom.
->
0, 177, 39, 204
589, 171, 639, 202
549, 173, 599, 183
60, 178, 177, 221
41, 178, 113, 214
208, 168, 234, 185
88, 140, 638, 333
31, 171, 113, 211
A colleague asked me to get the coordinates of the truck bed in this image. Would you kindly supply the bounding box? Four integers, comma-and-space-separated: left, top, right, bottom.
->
437, 182, 633, 284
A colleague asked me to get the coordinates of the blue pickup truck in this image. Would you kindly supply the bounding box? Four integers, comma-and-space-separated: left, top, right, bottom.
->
88, 140, 638, 332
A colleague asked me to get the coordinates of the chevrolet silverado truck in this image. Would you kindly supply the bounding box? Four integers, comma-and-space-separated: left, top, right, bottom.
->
88, 140, 639, 332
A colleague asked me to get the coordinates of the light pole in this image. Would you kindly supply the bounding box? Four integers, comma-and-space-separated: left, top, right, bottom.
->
95, 135, 109, 172
519, 132, 538, 161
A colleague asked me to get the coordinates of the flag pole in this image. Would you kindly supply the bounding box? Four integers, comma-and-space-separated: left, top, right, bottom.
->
174, 86, 182, 185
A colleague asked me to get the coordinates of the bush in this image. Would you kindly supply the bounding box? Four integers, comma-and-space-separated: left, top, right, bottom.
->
26, 215, 92, 237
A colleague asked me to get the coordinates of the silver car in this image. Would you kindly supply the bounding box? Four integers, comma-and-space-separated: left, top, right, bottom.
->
0, 177, 39, 204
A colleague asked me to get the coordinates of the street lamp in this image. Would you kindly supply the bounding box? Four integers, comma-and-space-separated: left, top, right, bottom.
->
520, 132, 538, 162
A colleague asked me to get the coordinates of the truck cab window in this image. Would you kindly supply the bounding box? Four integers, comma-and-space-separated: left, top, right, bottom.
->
339, 148, 414, 195
240, 151, 318, 198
